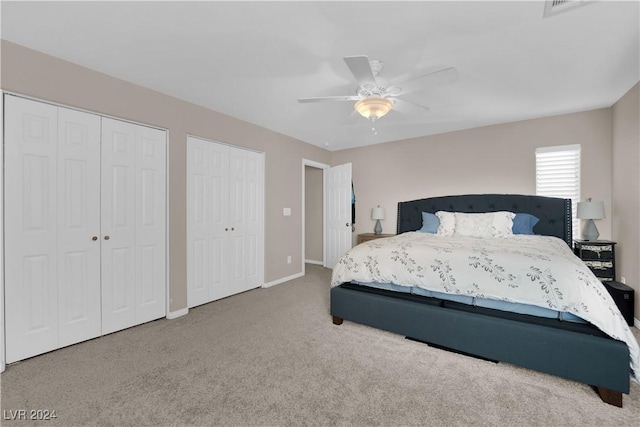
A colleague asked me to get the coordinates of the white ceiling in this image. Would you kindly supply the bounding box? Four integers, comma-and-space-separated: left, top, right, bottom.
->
2, 1, 639, 151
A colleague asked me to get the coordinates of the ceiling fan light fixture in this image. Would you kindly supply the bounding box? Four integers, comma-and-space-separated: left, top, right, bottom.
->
354, 97, 393, 121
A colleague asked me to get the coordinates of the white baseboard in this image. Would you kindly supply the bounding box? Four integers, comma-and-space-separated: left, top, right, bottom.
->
305, 259, 323, 265
166, 307, 189, 320
634, 317, 640, 330
263, 272, 304, 288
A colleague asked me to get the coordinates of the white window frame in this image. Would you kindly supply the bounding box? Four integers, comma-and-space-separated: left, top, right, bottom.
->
535, 144, 581, 239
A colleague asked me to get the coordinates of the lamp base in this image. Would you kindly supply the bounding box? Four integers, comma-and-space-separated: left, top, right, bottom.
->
581, 219, 600, 241
374, 219, 382, 235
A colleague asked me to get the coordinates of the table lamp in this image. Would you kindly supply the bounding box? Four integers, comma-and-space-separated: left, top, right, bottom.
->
577, 198, 605, 241
371, 206, 385, 235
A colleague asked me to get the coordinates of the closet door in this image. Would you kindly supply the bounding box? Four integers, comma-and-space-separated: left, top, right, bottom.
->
187, 137, 231, 307
210, 143, 231, 302
56, 107, 102, 347
5, 97, 59, 363
187, 137, 263, 308
101, 118, 166, 334
101, 118, 137, 334
4, 96, 101, 363
134, 124, 167, 324
228, 147, 264, 293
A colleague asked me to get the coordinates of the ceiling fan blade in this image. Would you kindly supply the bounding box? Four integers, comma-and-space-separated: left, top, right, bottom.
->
344, 55, 377, 89
391, 98, 430, 115
392, 66, 458, 96
298, 95, 360, 103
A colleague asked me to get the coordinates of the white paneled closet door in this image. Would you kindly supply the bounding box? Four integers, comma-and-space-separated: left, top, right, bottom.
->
134, 124, 168, 324
187, 137, 264, 308
228, 147, 264, 293
187, 138, 230, 306
57, 107, 102, 347
101, 117, 166, 335
4, 96, 167, 363
4, 96, 102, 363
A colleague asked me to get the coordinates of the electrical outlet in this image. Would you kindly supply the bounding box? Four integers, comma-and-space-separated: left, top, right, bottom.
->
287, 255, 292, 264
620, 277, 626, 284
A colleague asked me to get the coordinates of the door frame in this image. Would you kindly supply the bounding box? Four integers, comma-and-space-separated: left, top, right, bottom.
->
301, 159, 329, 275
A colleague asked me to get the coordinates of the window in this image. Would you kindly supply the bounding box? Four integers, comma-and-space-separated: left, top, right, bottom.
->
535, 144, 581, 239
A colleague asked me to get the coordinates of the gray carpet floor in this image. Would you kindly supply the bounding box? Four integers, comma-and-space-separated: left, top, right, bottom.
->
1, 263, 639, 426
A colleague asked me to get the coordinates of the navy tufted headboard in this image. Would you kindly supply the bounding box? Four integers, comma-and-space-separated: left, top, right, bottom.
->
396, 194, 572, 246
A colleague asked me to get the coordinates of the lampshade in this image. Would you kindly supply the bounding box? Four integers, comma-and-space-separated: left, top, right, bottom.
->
371, 207, 385, 220
577, 200, 605, 220
354, 97, 393, 121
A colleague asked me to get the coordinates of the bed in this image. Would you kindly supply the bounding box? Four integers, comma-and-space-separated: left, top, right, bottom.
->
330, 194, 639, 407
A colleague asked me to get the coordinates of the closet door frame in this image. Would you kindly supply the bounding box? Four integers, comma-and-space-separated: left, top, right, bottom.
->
2, 92, 171, 365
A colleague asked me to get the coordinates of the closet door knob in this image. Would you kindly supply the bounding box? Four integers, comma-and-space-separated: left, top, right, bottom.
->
104, 235, 110, 240
345, 223, 350, 227
91, 236, 98, 241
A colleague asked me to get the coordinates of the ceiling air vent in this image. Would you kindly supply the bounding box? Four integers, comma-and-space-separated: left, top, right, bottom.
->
543, 0, 591, 18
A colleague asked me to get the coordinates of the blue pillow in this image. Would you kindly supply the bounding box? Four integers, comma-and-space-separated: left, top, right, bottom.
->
512, 213, 539, 235
419, 212, 440, 234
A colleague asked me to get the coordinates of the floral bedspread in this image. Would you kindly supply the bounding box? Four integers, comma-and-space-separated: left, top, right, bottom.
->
331, 232, 640, 382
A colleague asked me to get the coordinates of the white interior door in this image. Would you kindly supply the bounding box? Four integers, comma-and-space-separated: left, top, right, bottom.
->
228, 147, 264, 293
101, 118, 138, 334
57, 106, 102, 347
101, 117, 166, 334
325, 163, 352, 269
134, 125, 167, 324
4, 96, 102, 363
1, 92, 4, 373
4, 96, 166, 362
187, 137, 264, 307
187, 137, 230, 307
5, 96, 60, 363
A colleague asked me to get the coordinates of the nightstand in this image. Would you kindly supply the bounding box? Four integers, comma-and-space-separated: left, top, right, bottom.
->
603, 281, 635, 326
357, 233, 394, 244
573, 240, 616, 282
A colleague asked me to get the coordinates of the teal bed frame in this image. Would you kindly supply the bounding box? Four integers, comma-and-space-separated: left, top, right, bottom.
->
330, 194, 630, 407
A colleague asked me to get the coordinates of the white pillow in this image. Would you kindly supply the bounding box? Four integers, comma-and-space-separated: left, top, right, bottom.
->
454, 211, 515, 238
454, 212, 493, 237
490, 211, 516, 238
435, 211, 456, 236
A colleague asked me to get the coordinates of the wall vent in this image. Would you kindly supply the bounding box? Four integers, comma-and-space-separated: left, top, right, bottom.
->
543, 0, 591, 18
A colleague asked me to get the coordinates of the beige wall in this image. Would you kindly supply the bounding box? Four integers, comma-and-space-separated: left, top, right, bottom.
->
612, 82, 640, 321
305, 166, 323, 263
1, 41, 331, 312
2, 40, 636, 321
332, 109, 614, 242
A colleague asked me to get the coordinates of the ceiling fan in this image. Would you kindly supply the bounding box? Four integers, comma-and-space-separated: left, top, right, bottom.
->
298, 55, 457, 122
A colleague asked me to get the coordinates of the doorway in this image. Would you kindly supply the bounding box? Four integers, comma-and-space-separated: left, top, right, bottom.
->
305, 165, 324, 266
302, 160, 353, 274
302, 160, 328, 275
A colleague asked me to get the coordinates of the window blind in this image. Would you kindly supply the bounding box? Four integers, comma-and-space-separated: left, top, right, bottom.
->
535, 144, 581, 239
